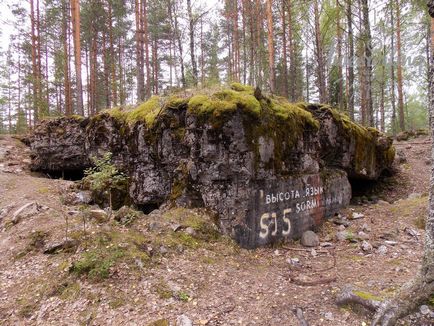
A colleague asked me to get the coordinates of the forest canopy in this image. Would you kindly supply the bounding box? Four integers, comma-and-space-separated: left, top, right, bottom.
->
0, 0, 430, 135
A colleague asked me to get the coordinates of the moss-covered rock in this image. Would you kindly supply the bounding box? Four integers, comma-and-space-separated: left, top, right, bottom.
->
29, 84, 395, 248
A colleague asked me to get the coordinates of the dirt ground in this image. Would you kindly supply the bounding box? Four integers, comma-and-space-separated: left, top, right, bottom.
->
0, 134, 432, 326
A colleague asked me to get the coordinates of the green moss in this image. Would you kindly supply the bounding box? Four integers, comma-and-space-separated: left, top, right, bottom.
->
126, 96, 162, 126
353, 290, 382, 302
147, 319, 170, 326
103, 107, 127, 121
230, 82, 254, 93
70, 229, 150, 281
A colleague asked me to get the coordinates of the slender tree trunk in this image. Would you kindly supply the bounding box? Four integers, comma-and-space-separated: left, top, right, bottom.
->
70, 0, 84, 115
281, 1, 289, 98
313, 0, 327, 103
336, 0, 344, 110
390, 1, 397, 136
361, 0, 374, 126
396, 0, 406, 131
135, 0, 144, 101
266, 0, 275, 93
172, 0, 186, 88
187, 0, 198, 86
241, 0, 247, 84
255, 0, 263, 87
143, 0, 151, 98
347, 0, 354, 120
30, 0, 39, 121
108, 1, 117, 106
62, 0, 72, 115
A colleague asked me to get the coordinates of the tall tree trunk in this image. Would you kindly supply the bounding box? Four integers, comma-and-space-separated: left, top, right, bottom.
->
361, 0, 374, 126
390, 1, 397, 136
281, 1, 289, 98
62, 0, 72, 115
108, 1, 117, 106
313, 0, 327, 103
336, 0, 344, 110
70, 0, 84, 115
30, 0, 39, 121
266, 0, 275, 93
255, 0, 263, 87
347, 0, 354, 120
171, 0, 186, 88
142, 0, 151, 98
135, 0, 145, 101
187, 0, 198, 86
396, 0, 406, 131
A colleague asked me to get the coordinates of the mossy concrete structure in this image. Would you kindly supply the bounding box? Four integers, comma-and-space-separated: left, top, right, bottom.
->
28, 84, 394, 248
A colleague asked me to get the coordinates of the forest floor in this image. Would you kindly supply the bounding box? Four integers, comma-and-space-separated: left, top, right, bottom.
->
0, 134, 433, 326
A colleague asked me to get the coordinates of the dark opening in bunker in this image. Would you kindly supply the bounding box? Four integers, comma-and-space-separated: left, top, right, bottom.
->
349, 169, 395, 204
42, 169, 85, 181
137, 202, 161, 214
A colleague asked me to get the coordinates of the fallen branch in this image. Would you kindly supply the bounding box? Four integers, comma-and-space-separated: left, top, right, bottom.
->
292, 276, 337, 286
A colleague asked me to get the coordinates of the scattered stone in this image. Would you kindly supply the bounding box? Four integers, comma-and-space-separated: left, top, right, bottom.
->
324, 312, 334, 321
159, 246, 169, 255
396, 150, 407, 164
336, 231, 348, 242
300, 230, 319, 247
77, 191, 93, 204
171, 224, 182, 232
420, 305, 430, 315
43, 239, 78, 254
320, 242, 334, 248
176, 315, 193, 326
361, 240, 373, 252
351, 212, 365, 220
361, 223, 371, 233
149, 221, 164, 232
89, 209, 109, 223
287, 257, 301, 266
337, 225, 346, 231
377, 245, 388, 255
11, 202, 45, 224
377, 200, 390, 205
184, 227, 196, 236
408, 193, 422, 200
310, 248, 318, 257
357, 231, 370, 241
384, 240, 398, 246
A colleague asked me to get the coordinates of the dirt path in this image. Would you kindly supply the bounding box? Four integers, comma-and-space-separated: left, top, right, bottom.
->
0, 135, 432, 326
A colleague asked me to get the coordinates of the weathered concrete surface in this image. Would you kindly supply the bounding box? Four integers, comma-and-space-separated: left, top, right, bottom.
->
27, 85, 394, 248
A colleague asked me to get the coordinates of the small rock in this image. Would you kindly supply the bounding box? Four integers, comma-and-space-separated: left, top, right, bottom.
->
114, 206, 142, 225
310, 248, 317, 257
377, 245, 388, 255
408, 193, 422, 200
324, 312, 334, 321
89, 209, 109, 223
396, 150, 407, 164
338, 225, 346, 231
149, 221, 163, 232
159, 246, 169, 255
320, 242, 333, 248
361, 240, 373, 252
300, 230, 319, 247
405, 227, 420, 238
420, 305, 430, 315
361, 223, 371, 233
336, 231, 348, 242
77, 191, 93, 204
351, 212, 365, 220
184, 227, 196, 236
171, 223, 182, 232
377, 200, 390, 205
384, 240, 398, 246
176, 315, 193, 326
358, 231, 370, 240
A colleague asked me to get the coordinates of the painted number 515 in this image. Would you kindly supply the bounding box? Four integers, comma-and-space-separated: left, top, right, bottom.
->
259, 208, 292, 239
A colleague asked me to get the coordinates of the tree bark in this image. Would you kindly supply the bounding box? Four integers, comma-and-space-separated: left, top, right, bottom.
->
70, 0, 84, 115
281, 1, 289, 98
347, 0, 354, 120
369, 6, 434, 324
396, 0, 406, 132
313, 0, 327, 103
390, 1, 397, 136
187, 0, 198, 86
62, 0, 72, 116
135, 0, 145, 101
266, 0, 276, 93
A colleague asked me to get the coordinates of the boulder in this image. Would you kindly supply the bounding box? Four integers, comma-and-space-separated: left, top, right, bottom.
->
300, 230, 320, 247
28, 84, 395, 248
